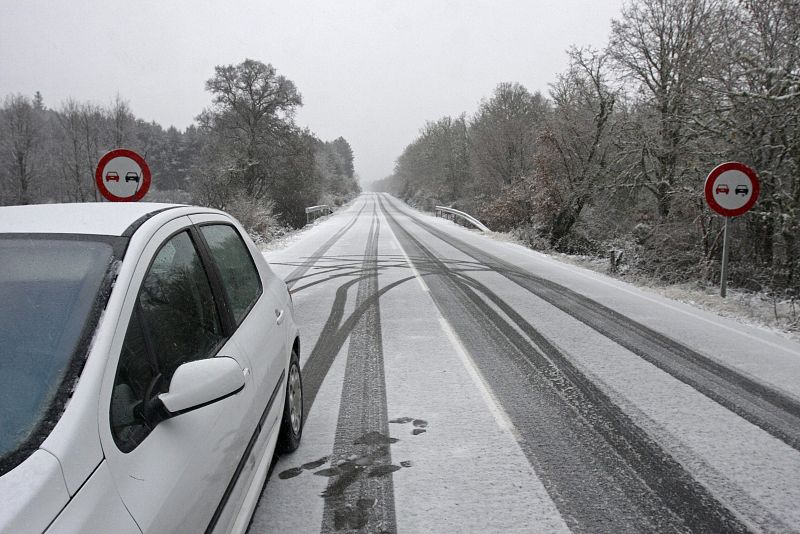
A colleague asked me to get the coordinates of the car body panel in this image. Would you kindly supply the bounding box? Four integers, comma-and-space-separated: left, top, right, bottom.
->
0, 203, 182, 236
97, 215, 257, 533
38, 371, 105, 496
0, 450, 70, 534
187, 213, 295, 533
188, 213, 292, 430
45, 462, 140, 534
39, 294, 113, 494
224, 417, 281, 534
214, 414, 281, 534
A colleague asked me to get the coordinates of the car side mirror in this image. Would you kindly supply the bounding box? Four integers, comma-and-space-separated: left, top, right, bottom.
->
157, 357, 245, 417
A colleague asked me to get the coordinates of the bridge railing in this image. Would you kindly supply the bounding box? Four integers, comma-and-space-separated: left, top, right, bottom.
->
434, 206, 491, 232
305, 204, 332, 225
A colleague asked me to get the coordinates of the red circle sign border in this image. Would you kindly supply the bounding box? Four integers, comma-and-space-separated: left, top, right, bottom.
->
95, 149, 152, 202
704, 161, 760, 217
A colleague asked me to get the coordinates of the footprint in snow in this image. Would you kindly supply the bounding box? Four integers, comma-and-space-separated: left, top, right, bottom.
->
278, 455, 330, 480
389, 416, 429, 435
389, 417, 414, 424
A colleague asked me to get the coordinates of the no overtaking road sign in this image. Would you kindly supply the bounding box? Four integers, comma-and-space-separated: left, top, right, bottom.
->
95, 149, 151, 202
704, 161, 760, 217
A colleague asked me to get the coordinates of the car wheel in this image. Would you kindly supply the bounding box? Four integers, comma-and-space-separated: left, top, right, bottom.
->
277, 350, 303, 453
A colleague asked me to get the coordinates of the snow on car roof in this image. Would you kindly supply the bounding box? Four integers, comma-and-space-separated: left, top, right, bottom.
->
0, 203, 187, 236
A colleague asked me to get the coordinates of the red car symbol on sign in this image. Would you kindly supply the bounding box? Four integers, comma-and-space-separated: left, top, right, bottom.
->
105, 172, 120, 183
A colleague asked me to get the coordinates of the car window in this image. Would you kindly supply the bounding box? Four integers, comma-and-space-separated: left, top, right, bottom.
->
0, 237, 115, 476
111, 230, 225, 452
200, 224, 262, 325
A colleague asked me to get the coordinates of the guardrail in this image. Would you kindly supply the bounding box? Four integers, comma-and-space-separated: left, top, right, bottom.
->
305, 204, 332, 225
434, 206, 491, 232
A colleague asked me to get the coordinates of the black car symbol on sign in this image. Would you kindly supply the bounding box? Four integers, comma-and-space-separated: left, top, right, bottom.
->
735, 185, 749, 196
125, 172, 140, 183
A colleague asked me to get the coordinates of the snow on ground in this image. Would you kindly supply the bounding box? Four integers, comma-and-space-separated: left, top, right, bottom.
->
394, 200, 800, 530
251, 195, 800, 531
550, 251, 800, 342
397, 201, 800, 391
257, 199, 357, 253
455, 259, 800, 530
247, 191, 797, 345
378, 210, 570, 533
447, 221, 800, 342
254, 196, 571, 532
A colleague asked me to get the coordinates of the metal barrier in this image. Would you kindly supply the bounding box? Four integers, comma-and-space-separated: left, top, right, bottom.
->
305, 204, 332, 225
434, 206, 491, 232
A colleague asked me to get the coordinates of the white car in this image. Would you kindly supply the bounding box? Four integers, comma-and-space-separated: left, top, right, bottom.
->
0, 203, 303, 534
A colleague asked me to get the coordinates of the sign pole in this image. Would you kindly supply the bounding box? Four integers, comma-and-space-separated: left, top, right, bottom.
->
704, 162, 760, 298
720, 216, 731, 298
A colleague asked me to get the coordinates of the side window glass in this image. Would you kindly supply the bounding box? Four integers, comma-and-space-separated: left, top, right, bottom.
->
200, 225, 262, 325
111, 231, 225, 451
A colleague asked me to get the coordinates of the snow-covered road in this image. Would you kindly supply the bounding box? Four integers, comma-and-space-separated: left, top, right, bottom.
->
248, 193, 800, 533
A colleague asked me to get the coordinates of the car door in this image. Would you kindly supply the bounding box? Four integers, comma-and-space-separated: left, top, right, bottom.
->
190, 215, 288, 437
98, 216, 257, 534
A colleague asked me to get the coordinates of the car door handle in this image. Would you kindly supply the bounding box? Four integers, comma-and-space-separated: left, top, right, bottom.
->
275, 309, 285, 325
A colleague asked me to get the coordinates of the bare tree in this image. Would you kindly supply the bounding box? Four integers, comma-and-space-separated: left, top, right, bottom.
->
536, 47, 619, 246
0, 94, 43, 205
609, 0, 724, 218
469, 83, 548, 190
108, 94, 133, 149
56, 99, 104, 202
198, 59, 303, 202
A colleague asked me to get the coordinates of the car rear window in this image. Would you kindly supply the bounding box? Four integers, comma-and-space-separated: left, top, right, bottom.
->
0, 237, 116, 475
200, 224, 262, 325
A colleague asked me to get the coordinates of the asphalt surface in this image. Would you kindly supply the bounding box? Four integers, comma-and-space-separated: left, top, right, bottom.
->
248, 193, 800, 533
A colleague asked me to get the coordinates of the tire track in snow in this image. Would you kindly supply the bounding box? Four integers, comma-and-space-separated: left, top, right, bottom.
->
300, 272, 416, 420
299, 257, 414, 418
319, 203, 397, 533
384, 194, 800, 454
302, 274, 366, 420
285, 200, 367, 290
378, 195, 749, 533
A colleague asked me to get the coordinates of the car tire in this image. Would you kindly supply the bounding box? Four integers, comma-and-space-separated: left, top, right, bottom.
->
277, 350, 303, 453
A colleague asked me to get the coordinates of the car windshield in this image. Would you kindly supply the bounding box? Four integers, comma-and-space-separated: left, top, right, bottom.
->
0, 237, 115, 473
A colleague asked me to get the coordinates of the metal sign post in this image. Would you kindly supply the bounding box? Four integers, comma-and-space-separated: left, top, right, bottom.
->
720, 216, 731, 298
704, 162, 760, 298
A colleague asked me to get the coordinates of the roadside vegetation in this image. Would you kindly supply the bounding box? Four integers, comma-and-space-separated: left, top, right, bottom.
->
0, 59, 361, 238
373, 0, 799, 322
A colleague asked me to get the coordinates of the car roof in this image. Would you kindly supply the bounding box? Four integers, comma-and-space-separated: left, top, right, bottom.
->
0, 203, 192, 236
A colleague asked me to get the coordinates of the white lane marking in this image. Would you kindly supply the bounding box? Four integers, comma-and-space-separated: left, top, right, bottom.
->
381, 207, 519, 437
389, 215, 430, 293
437, 315, 519, 437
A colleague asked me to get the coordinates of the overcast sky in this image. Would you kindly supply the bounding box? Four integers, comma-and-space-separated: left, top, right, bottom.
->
0, 0, 625, 185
